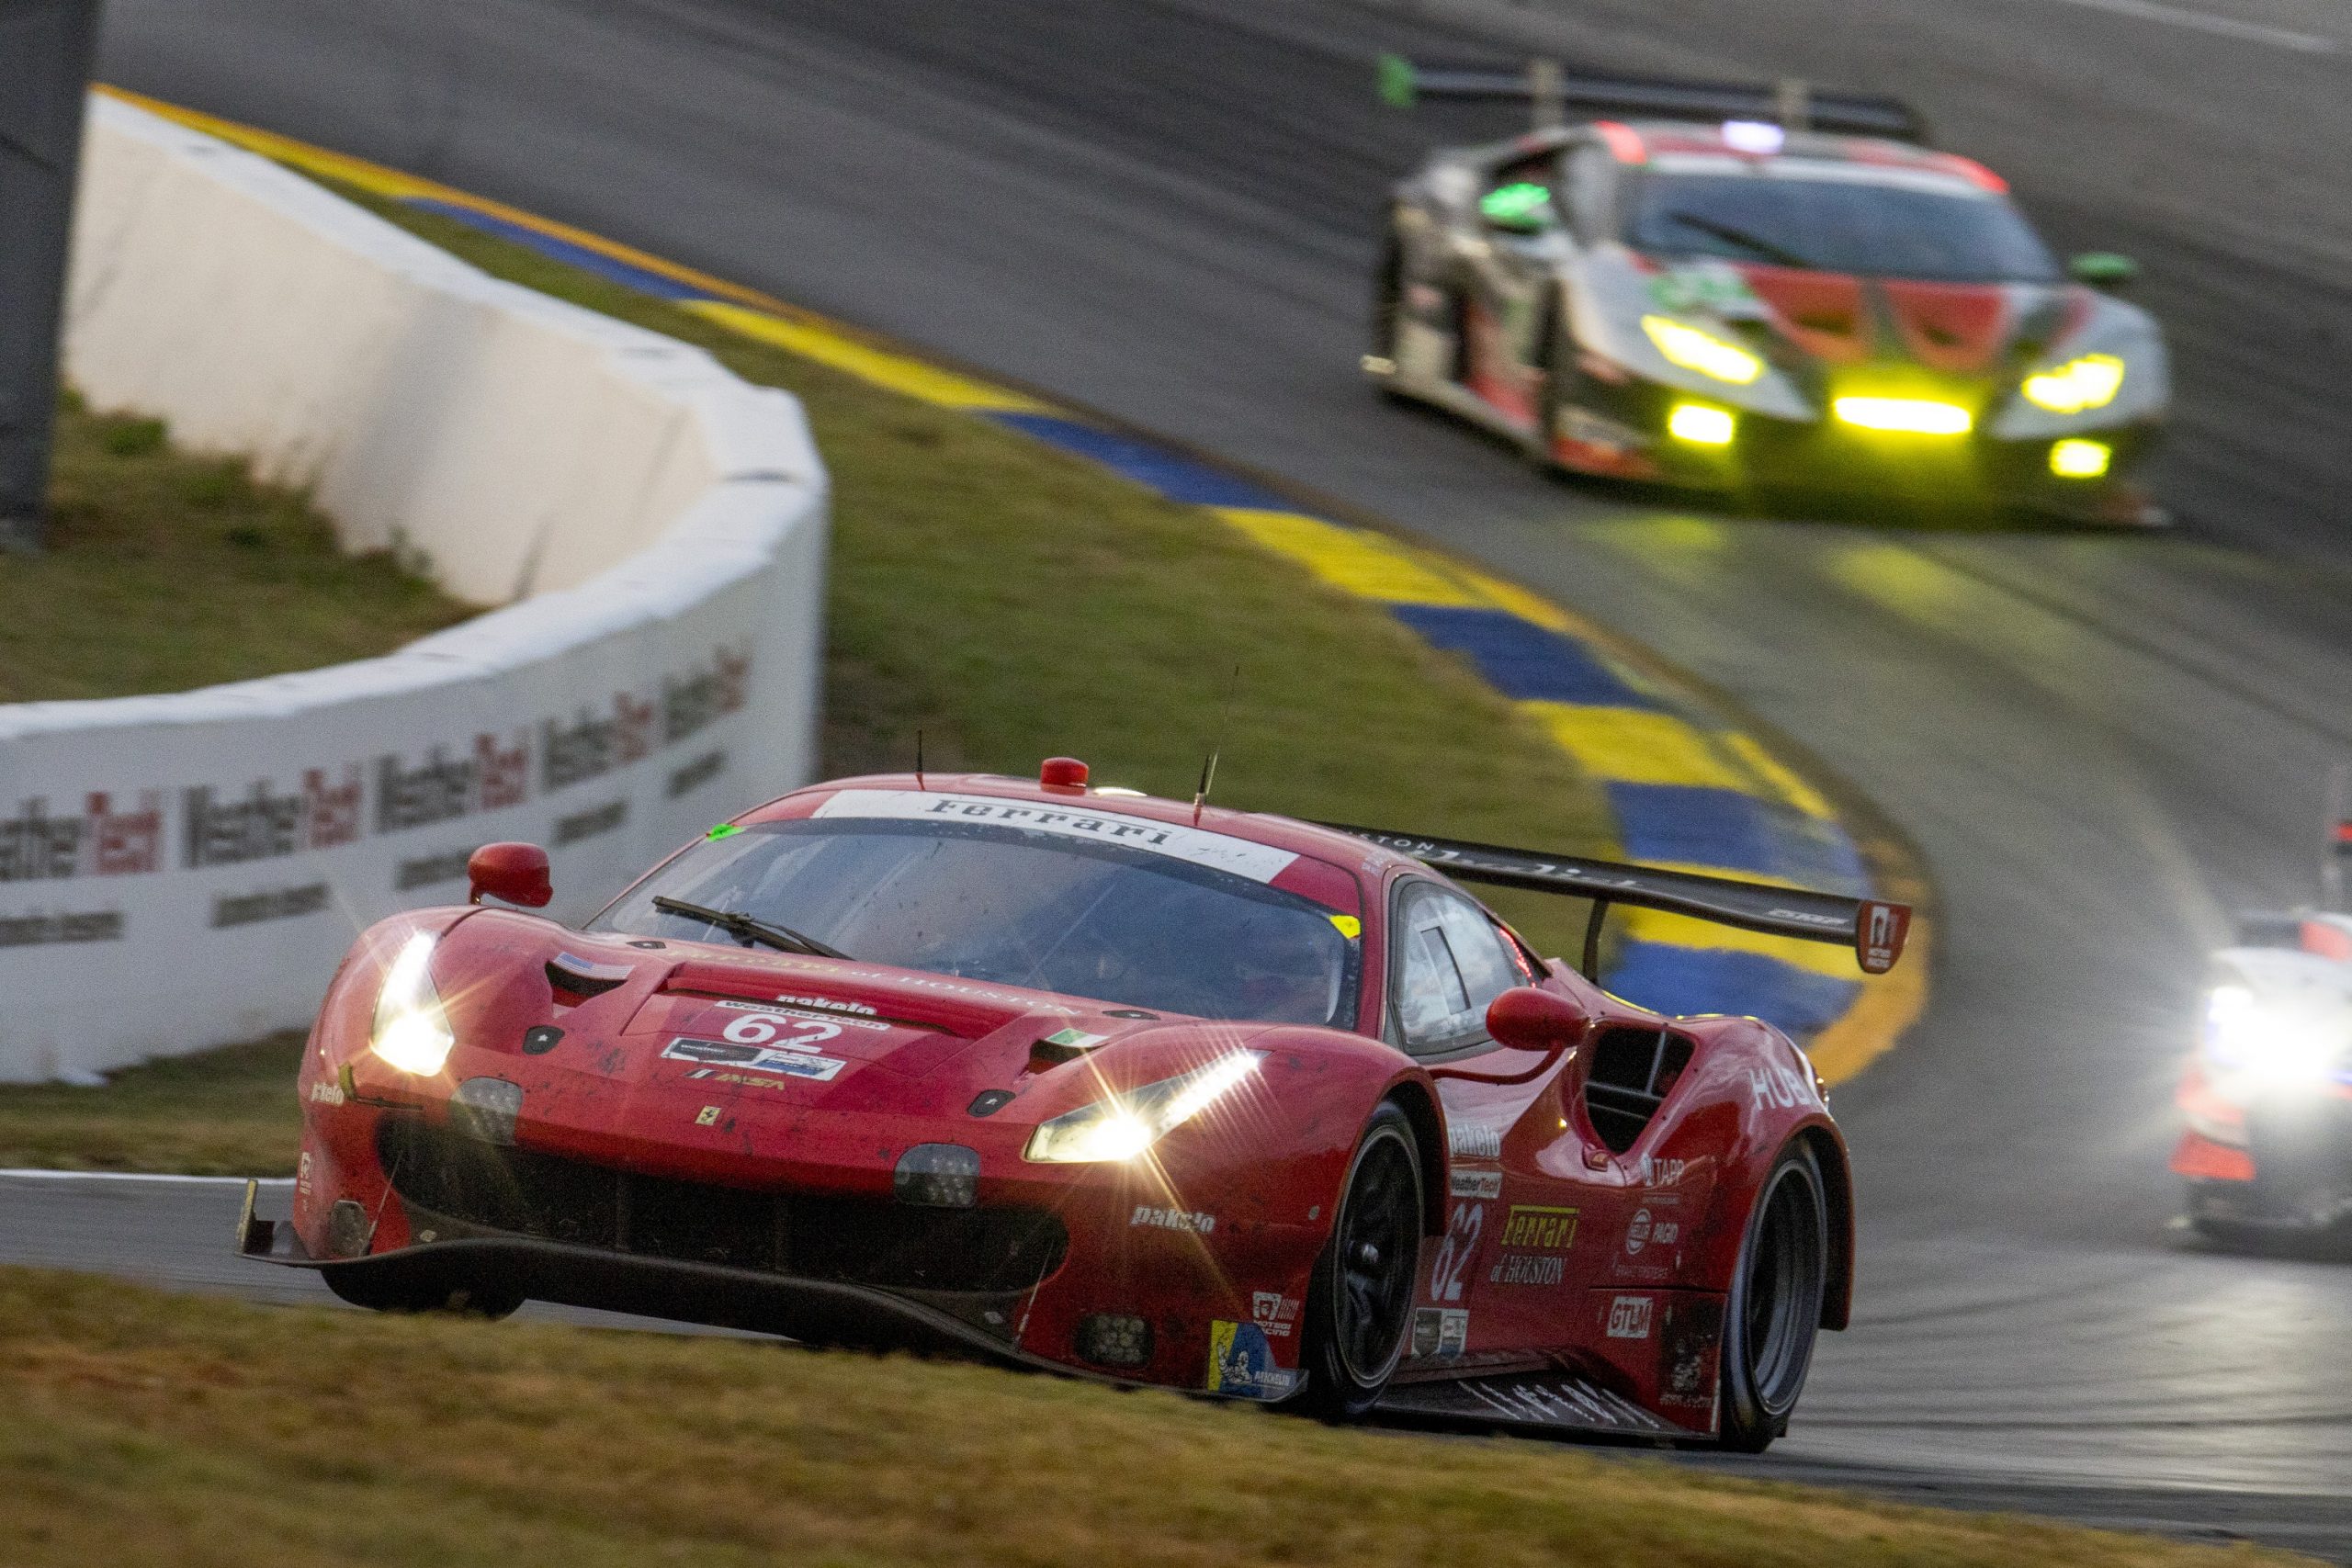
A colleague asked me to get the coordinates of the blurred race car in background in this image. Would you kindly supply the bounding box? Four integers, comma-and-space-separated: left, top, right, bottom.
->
239, 758, 1908, 1450
2177, 807, 2352, 1239
1366, 57, 2169, 523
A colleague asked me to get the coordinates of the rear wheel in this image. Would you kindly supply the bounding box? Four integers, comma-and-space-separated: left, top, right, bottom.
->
1716, 1140, 1829, 1452
1298, 1102, 1423, 1419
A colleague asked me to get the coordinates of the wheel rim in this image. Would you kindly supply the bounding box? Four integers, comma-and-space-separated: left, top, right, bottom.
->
1743, 1161, 1826, 1416
1332, 1127, 1419, 1386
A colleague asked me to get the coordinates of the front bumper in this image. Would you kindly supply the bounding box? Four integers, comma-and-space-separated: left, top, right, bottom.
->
1556, 375, 2160, 520
278, 1095, 1326, 1398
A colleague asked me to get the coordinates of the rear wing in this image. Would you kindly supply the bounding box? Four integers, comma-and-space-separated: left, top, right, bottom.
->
1376, 52, 1928, 143
1321, 822, 1910, 980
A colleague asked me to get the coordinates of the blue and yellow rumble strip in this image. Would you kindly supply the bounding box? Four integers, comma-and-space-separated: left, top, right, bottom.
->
111, 88, 1923, 1082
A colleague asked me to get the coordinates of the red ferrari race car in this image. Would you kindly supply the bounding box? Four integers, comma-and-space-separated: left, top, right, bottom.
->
239, 759, 1908, 1450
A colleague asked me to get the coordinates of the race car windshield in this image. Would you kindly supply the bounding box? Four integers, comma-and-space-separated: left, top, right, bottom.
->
592, 819, 1361, 1027
1627, 173, 2060, 283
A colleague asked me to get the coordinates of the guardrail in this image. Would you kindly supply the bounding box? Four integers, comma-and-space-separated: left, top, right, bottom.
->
0, 98, 830, 1081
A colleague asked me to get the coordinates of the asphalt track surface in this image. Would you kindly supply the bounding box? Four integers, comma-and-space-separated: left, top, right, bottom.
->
35, 0, 2352, 1553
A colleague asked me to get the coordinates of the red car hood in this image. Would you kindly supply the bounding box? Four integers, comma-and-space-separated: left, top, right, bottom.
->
1722, 263, 2082, 376
432, 913, 1276, 1126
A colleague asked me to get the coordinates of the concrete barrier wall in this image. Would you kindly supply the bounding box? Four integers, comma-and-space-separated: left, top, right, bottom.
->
0, 98, 830, 1081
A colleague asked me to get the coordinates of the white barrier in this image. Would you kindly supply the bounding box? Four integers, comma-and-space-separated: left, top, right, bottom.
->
0, 98, 830, 1081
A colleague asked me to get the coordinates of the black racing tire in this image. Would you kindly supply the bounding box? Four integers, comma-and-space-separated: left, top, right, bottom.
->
1716, 1139, 1830, 1452
324, 1269, 525, 1320
1297, 1101, 1424, 1420
1531, 288, 1588, 471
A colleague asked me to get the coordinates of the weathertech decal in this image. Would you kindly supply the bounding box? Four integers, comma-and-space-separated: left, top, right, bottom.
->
813, 790, 1299, 882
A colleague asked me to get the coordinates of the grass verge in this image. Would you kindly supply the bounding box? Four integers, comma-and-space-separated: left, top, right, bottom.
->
0, 395, 472, 702
0, 1267, 2304, 1568
0, 171, 1617, 1172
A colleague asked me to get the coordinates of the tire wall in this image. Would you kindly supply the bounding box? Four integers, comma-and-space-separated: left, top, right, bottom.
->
0, 98, 830, 1081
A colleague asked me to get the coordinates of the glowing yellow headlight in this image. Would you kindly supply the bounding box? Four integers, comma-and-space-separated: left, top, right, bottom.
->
1641, 315, 1762, 385
1832, 397, 1972, 435
2021, 353, 2125, 415
2049, 439, 2111, 479
1023, 1051, 1263, 1164
1667, 403, 1736, 446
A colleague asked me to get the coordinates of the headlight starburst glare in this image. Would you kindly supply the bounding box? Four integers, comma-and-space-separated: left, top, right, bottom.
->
1023, 1051, 1263, 1164
371, 931, 458, 1077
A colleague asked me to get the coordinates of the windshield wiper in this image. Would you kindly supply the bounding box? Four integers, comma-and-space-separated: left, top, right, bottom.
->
650, 896, 851, 960
1657, 210, 1816, 270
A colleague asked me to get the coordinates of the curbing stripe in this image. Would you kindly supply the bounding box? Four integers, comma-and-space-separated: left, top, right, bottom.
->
104, 86, 1927, 1083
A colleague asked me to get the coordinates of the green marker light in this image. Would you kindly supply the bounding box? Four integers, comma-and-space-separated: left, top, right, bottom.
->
707, 823, 744, 840
1377, 52, 1418, 109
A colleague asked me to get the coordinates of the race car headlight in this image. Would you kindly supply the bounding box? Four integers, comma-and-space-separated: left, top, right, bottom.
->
2021, 353, 2125, 415
1641, 315, 1762, 385
1023, 1051, 1263, 1164
1833, 397, 1972, 435
371, 932, 457, 1077
2204, 984, 2342, 1089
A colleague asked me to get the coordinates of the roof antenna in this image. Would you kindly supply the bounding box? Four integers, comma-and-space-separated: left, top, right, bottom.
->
1774, 77, 1813, 132
2325, 762, 2351, 913
915, 728, 927, 793
1193, 664, 1241, 827
1527, 57, 1565, 133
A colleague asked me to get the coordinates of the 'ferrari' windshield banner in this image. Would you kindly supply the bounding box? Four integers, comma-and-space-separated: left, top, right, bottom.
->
814, 790, 1300, 884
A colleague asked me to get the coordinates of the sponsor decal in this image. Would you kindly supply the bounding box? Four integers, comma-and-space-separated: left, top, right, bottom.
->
296, 1150, 312, 1199
1449, 1168, 1503, 1200
1250, 1291, 1301, 1338
1607, 1295, 1655, 1340
0, 908, 124, 946
0, 793, 164, 883
773, 993, 878, 1018
1859, 899, 1908, 975
541, 694, 657, 792
1491, 1253, 1564, 1287
769, 962, 1073, 1014
210, 881, 330, 929
393, 850, 473, 892
1131, 1204, 1216, 1235
1647, 259, 1761, 317
1206, 1318, 1300, 1400
813, 790, 1300, 883
663, 1035, 846, 1083
1747, 1061, 1819, 1111
308, 1079, 345, 1106
184, 771, 360, 868
695, 1105, 723, 1126
712, 999, 889, 1032
1447, 1122, 1502, 1160
667, 748, 728, 798
1623, 1208, 1681, 1256
1498, 1205, 1579, 1250
1409, 1306, 1470, 1359
552, 798, 628, 847
662, 647, 752, 745
1429, 1201, 1485, 1303
1637, 1156, 1688, 1190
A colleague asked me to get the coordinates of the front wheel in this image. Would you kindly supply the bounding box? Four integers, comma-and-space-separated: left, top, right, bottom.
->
1297, 1102, 1424, 1419
1716, 1140, 1829, 1452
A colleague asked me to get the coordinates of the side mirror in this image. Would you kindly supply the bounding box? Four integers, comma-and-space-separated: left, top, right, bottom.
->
1485, 985, 1591, 1053
1478, 182, 1554, 237
468, 842, 552, 908
2068, 252, 2138, 289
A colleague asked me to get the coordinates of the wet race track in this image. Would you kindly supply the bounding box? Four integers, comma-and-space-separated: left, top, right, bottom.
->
23, 0, 2352, 1552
